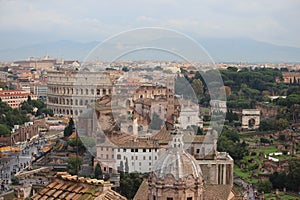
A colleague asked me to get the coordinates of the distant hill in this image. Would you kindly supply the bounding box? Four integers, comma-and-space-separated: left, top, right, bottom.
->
199, 38, 300, 63
0, 40, 99, 62
0, 38, 299, 62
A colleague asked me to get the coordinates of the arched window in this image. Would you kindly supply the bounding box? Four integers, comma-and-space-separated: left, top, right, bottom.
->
248, 118, 255, 129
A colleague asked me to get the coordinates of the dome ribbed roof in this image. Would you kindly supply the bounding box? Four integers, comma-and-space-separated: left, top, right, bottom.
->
154, 129, 202, 180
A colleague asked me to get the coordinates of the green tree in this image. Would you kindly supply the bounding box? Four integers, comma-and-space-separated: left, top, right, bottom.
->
122, 67, 129, 72
286, 158, 300, 191
64, 118, 75, 137
269, 172, 286, 190
277, 118, 289, 130
257, 181, 272, 193
218, 127, 248, 162
67, 155, 82, 175
125, 158, 129, 173
27, 95, 31, 103
20, 101, 33, 113
119, 172, 142, 199
67, 138, 86, 153
279, 134, 286, 142
94, 163, 103, 179
119, 161, 124, 176
192, 79, 204, 97
40, 108, 54, 117
0, 124, 11, 137
0, 101, 29, 129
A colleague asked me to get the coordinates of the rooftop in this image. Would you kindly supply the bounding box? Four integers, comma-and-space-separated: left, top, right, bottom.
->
31, 172, 126, 200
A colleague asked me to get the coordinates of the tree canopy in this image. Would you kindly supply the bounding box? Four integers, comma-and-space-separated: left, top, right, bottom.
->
94, 163, 103, 179
0, 101, 29, 130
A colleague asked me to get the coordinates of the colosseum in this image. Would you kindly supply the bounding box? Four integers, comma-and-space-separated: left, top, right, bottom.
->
47, 70, 113, 116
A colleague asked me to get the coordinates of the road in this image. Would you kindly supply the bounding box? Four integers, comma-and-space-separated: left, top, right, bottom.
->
0, 138, 47, 194
235, 177, 257, 200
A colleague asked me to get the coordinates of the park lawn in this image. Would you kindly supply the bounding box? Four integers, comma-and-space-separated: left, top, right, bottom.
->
264, 192, 300, 200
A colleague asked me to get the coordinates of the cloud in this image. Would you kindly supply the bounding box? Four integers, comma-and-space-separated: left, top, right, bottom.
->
0, 0, 299, 49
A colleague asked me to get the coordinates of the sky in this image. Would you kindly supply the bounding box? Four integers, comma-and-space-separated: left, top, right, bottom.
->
0, 0, 299, 50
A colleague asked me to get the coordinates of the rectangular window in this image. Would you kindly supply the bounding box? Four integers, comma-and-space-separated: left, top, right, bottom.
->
143, 149, 146, 152
167, 198, 173, 200
117, 154, 121, 159
196, 149, 200, 154
123, 149, 126, 152
131, 149, 134, 152
135, 149, 138, 152
187, 198, 192, 200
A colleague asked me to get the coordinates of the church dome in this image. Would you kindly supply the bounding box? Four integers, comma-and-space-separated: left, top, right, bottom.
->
154, 129, 202, 180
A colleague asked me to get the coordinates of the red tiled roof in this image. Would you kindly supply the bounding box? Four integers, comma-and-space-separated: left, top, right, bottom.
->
31, 172, 127, 200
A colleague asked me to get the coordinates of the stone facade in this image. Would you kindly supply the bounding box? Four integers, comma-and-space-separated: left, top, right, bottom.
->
148, 131, 204, 200
242, 109, 260, 130
255, 103, 279, 118
0, 89, 37, 109
47, 70, 112, 116
281, 72, 300, 84
178, 100, 202, 129
11, 120, 45, 144
198, 152, 234, 185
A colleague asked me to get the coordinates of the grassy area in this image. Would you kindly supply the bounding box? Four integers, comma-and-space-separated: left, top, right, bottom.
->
243, 137, 258, 143
264, 192, 300, 200
272, 154, 291, 160
234, 165, 258, 184
256, 145, 278, 155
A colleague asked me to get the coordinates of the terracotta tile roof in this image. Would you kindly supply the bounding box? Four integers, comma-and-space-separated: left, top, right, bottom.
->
100, 189, 128, 200
203, 184, 232, 200
183, 135, 215, 144
133, 180, 148, 200
150, 129, 170, 144
31, 172, 126, 200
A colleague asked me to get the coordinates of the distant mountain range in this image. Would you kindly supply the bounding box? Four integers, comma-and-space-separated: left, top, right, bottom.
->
0, 38, 299, 63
